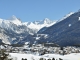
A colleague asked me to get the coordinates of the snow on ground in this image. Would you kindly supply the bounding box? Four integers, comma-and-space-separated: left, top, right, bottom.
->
9, 53, 35, 60
63, 53, 80, 60
79, 17, 80, 21
68, 24, 71, 27
9, 53, 80, 60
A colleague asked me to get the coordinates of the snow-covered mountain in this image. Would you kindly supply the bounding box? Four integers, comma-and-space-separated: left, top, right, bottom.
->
60, 12, 74, 21
0, 11, 76, 45
0, 16, 56, 44
23, 18, 56, 33
0, 15, 56, 34
36, 11, 80, 46
56, 12, 74, 23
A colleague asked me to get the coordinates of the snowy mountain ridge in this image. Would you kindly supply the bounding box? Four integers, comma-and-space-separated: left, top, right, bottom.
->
0, 11, 75, 44
37, 11, 80, 46
61, 12, 74, 20
26, 18, 56, 33
0, 12, 74, 34
0, 16, 56, 44
0, 16, 56, 34
57, 12, 74, 22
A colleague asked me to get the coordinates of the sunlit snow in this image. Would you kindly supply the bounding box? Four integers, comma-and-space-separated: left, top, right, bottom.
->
35, 37, 40, 40
10, 15, 22, 26
9, 53, 80, 60
60, 12, 74, 21
69, 24, 71, 27
78, 17, 80, 21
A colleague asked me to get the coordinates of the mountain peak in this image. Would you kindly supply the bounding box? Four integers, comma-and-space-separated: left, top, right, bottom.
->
44, 18, 50, 20
44, 18, 50, 21
60, 12, 74, 21
43, 18, 53, 24
9, 15, 18, 20
9, 15, 22, 26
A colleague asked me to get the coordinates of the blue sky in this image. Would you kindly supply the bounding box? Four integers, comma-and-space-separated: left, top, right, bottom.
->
0, 0, 80, 22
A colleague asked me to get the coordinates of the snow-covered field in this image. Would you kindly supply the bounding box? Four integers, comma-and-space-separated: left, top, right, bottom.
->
9, 53, 80, 60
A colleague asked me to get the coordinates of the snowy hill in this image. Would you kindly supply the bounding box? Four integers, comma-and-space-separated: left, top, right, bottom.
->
0, 16, 56, 34
36, 11, 80, 46
0, 16, 56, 44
